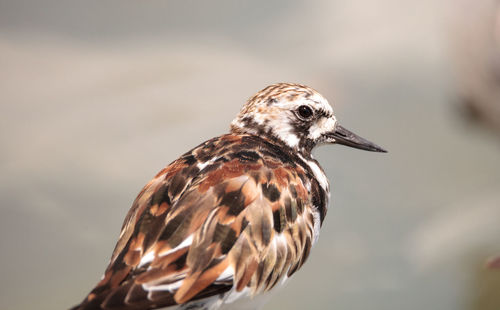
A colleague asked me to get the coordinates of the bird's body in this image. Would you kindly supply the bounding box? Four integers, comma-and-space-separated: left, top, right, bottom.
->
72, 83, 385, 310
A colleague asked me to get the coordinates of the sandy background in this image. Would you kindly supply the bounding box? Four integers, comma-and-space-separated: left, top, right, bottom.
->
1, 1, 500, 309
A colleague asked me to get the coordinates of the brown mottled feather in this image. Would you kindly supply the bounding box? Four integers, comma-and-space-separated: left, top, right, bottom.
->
72, 134, 325, 310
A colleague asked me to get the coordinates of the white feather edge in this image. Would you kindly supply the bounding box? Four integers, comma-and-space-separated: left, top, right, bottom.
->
139, 235, 194, 268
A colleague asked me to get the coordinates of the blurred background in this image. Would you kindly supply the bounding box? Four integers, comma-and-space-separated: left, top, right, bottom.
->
1, 0, 500, 309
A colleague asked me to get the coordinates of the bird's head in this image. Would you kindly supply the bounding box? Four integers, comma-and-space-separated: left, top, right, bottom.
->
230, 83, 387, 156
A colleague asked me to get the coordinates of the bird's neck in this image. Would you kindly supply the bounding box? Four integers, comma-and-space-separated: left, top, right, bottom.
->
230, 122, 317, 158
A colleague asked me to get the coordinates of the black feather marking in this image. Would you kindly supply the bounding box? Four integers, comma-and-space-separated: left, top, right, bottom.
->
311, 180, 327, 224
287, 262, 300, 277
137, 209, 156, 234
148, 289, 177, 304
217, 155, 230, 162
191, 284, 232, 302
125, 283, 149, 305
296, 198, 304, 214
272, 208, 286, 233
185, 166, 200, 179
220, 190, 246, 216
284, 197, 297, 222
233, 150, 260, 163
259, 138, 296, 166
182, 154, 197, 165
213, 223, 230, 243
172, 251, 188, 270
158, 213, 191, 248
214, 223, 237, 254
262, 183, 280, 202
221, 228, 237, 254
101, 283, 129, 309
150, 183, 169, 207
261, 216, 272, 246
289, 185, 297, 198
300, 237, 312, 267
241, 217, 249, 231
169, 173, 188, 199
290, 200, 297, 222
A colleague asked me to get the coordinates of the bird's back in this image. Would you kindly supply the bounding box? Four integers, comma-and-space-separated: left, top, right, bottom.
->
71, 133, 328, 310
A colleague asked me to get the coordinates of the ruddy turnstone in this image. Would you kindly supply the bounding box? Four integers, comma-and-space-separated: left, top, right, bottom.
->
71, 83, 386, 310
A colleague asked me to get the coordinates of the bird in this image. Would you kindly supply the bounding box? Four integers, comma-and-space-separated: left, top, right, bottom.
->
71, 82, 386, 310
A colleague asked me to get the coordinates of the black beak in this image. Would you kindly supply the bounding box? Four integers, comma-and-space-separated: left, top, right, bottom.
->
327, 124, 387, 153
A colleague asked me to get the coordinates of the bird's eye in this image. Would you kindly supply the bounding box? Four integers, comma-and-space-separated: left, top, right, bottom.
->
297, 105, 314, 119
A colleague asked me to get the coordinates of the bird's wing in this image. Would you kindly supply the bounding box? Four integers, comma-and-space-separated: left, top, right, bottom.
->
75, 136, 317, 310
